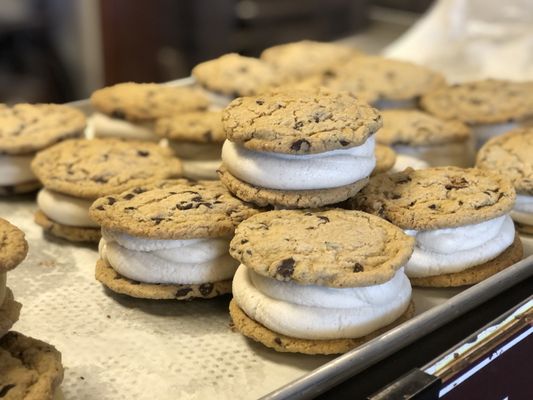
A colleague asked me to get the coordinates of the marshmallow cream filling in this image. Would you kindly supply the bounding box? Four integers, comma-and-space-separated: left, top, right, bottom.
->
392, 154, 429, 172
512, 194, 533, 225
393, 139, 475, 168
0, 154, 36, 185
37, 189, 99, 227
100, 231, 237, 284
222, 136, 376, 190
0, 273, 6, 305
233, 265, 412, 340
405, 215, 515, 277
88, 112, 158, 141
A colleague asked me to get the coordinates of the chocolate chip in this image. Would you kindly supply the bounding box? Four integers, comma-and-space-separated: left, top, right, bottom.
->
123, 193, 135, 200
445, 177, 468, 190
191, 195, 202, 202
246, 250, 252, 255
150, 216, 165, 224
276, 258, 295, 278
137, 150, 150, 157
0, 384, 16, 397
294, 121, 304, 130
111, 109, 126, 119
124, 206, 136, 210
391, 193, 401, 200
353, 263, 364, 272
182, 190, 199, 195
107, 197, 116, 205
256, 99, 264, 105
240, 239, 248, 244
291, 139, 310, 151
95, 205, 105, 211
458, 200, 464, 206
317, 216, 330, 224
198, 202, 213, 209
93, 176, 109, 183
175, 287, 192, 298
274, 337, 282, 346
428, 204, 437, 209
176, 203, 193, 210
199, 283, 214, 296
133, 187, 146, 194
340, 140, 350, 146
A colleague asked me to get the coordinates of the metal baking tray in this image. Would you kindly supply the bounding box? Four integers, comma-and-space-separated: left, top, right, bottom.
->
3, 78, 532, 399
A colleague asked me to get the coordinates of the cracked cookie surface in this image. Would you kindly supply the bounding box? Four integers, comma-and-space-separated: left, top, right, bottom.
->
351, 167, 516, 230
155, 110, 225, 143
31, 138, 181, 199
0, 104, 85, 155
420, 79, 533, 124
90, 82, 209, 121
0, 218, 28, 272
377, 109, 471, 146
90, 179, 262, 239
229, 209, 414, 287
222, 89, 382, 154
476, 128, 533, 195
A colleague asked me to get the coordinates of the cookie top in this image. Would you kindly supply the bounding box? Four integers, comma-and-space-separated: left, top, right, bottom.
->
260, 40, 359, 80
476, 128, 533, 195
352, 167, 516, 230
0, 218, 28, 272
31, 139, 181, 199
90, 82, 209, 121
223, 89, 382, 154
0, 331, 63, 400
336, 56, 445, 101
154, 110, 225, 143
0, 104, 85, 155
377, 109, 471, 146
191, 53, 280, 97
229, 209, 414, 287
420, 79, 533, 124
374, 144, 396, 175
90, 179, 262, 239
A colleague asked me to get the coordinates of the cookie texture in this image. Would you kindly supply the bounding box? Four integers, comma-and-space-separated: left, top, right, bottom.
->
0, 104, 85, 155
373, 144, 396, 175
0, 181, 41, 196
90, 179, 262, 239
476, 128, 533, 195
352, 167, 516, 230
0, 219, 28, 272
192, 53, 280, 97
90, 82, 209, 121
34, 211, 101, 243
96, 258, 232, 300
335, 56, 446, 101
411, 234, 523, 287
218, 166, 368, 209
155, 110, 225, 143
420, 79, 533, 124
0, 331, 63, 400
230, 209, 414, 287
377, 109, 471, 146
31, 138, 182, 199
260, 40, 359, 80
0, 289, 21, 339
223, 89, 382, 154
229, 299, 415, 355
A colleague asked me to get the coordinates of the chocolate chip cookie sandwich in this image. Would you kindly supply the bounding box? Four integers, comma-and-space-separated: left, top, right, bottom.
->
420, 79, 533, 146
0, 103, 85, 195
155, 110, 225, 180
229, 209, 415, 355
191, 53, 280, 106
89, 82, 209, 141
335, 55, 445, 109
352, 167, 523, 287
477, 128, 533, 236
218, 89, 382, 208
377, 109, 474, 167
260, 40, 360, 81
31, 138, 181, 242
90, 180, 261, 300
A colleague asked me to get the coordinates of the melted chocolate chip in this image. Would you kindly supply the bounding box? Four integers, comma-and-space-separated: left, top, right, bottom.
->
340, 140, 350, 146
274, 337, 282, 346
276, 258, 295, 278
428, 204, 437, 209
291, 139, 311, 151
256, 99, 265, 105
150, 216, 165, 224
123, 193, 135, 200
317, 216, 330, 224
137, 150, 150, 157
95, 205, 105, 211
199, 283, 214, 296
107, 197, 116, 205
175, 287, 192, 298
240, 239, 248, 244
353, 263, 364, 273
445, 177, 468, 190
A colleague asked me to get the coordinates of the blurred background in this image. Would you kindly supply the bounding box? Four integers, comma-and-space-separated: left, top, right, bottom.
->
0, 0, 433, 104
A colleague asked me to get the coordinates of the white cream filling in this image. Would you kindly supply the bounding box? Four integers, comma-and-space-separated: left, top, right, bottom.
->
0, 273, 6, 305
88, 112, 158, 141
393, 138, 475, 168
512, 194, 533, 225
232, 265, 412, 340
100, 231, 237, 284
471, 122, 519, 147
405, 215, 515, 278
181, 160, 221, 180
0, 154, 36, 185
37, 188, 98, 227
392, 154, 429, 172
221, 137, 376, 190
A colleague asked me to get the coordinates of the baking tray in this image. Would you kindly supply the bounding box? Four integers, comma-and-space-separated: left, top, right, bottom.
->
2, 79, 532, 399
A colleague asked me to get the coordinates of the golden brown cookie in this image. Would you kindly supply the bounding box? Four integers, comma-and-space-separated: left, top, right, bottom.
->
154, 110, 225, 143
0, 289, 21, 339
0, 219, 28, 272
373, 144, 396, 175
34, 210, 101, 243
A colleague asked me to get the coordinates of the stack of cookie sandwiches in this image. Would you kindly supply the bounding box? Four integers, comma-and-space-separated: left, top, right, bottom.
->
420, 79, 533, 146
0, 218, 64, 399
155, 110, 225, 180
218, 89, 382, 208
477, 128, 533, 255
0, 103, 85, 195
377, 109, 474, 167
229, 209, 415, 355
90, 180, 262, 300
352, 167, 523, 287
89, 82, 209, 141
31, 138, 182, 242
